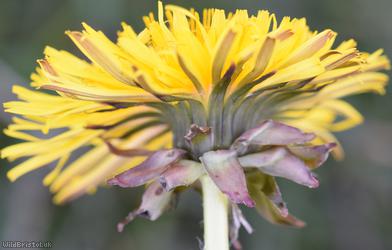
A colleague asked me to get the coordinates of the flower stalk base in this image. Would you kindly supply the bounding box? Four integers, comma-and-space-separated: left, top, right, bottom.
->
201, 175, 230, 250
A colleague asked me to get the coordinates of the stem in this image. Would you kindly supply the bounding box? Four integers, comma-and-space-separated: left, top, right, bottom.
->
201, 175, 230, 250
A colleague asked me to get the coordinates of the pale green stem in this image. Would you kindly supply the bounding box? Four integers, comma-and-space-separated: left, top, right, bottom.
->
201, 175, 230, 250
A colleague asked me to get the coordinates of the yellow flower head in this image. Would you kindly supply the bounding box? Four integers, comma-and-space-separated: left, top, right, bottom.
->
1, 1, 390, 236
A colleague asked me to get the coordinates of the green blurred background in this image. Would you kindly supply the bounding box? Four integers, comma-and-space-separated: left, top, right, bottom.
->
0, 0, 391, 249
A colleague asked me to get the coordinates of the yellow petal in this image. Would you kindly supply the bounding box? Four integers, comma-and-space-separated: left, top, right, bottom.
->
250, 57, 325, 92
278, 30, 336, 68
43, 154, 70, 186
66, 26, 134, 85
212, 29, 237, 83
6, 130, 101, 181
319, 100, 363, 131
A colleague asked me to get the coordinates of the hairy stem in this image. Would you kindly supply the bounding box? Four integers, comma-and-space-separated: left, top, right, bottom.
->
201, 175, 229, 250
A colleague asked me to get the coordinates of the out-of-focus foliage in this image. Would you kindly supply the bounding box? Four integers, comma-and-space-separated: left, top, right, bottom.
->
0, 1, 391, 249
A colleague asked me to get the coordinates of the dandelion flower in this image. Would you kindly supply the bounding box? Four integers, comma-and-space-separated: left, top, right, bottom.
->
2, 2, 389, 249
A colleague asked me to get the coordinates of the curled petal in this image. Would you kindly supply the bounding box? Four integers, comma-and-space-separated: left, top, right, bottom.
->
184, 124, 211, 142
117, 182, 175, 232
108, 149, 186, 188
200, 150, 255, 207
230, 204, 253, 250
232, 204, 253, 234
247, 172, 288, 216
268, 184, 288, 217
232, 120, 315, 155
239, 147, 319, 188
247, 173, 305, 227
288, 143, 336, 168
159, 160, 204, 191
